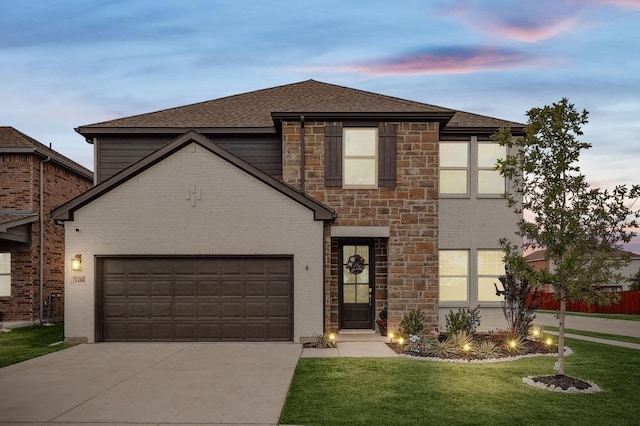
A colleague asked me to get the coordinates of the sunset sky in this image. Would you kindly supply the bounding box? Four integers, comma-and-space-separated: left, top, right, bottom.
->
2, 0, 639, 250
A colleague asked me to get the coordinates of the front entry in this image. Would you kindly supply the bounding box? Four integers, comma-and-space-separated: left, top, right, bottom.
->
339, 242, 374, 329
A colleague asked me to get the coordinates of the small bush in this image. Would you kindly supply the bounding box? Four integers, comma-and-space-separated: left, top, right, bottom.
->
303, 333, 337, 349
502, 333, 525, 354
448, 330, 475, 353
400, 309, 426, 337
473, 340, 500, 359
445, 307, 481, 335
426, 338, 457, 358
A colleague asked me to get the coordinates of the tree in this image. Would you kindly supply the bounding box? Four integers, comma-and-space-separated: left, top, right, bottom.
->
629, 269, 640, 291
492, 98, 640, 376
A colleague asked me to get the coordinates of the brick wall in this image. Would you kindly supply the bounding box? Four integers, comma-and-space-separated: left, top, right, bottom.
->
282, 121, 439, 332
0, 154, 92, 321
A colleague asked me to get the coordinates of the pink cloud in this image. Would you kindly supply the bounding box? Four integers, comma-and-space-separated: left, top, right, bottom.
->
588, 0, 640, 10
486, 17, 579, 43
311, 47, 538, 76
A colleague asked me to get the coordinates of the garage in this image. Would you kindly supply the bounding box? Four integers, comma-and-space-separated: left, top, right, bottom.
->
97, 256, 293, 342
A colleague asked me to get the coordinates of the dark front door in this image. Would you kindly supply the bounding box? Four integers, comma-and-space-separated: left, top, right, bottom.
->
339, 242, 374, 329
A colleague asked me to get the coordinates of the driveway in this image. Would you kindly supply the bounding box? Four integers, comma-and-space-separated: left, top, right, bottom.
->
0, 342, 301, 425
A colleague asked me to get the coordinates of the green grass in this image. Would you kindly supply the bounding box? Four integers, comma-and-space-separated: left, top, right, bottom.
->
538, 310, 640, 322
543, 326, 640, 345
0, 323, 67, 368
280, 338, 640, 426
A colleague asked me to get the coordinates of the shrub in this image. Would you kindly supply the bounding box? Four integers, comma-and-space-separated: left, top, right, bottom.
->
498, 269, 540, 338
400, 309, 426, 337
501, 333, 525, 354
448, 330, 475, 354
303, 333, 337, 349
445, 307, 481, 335
473, 340, 500, 359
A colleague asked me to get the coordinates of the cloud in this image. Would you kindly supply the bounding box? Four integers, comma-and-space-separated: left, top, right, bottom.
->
309, 47, 540, 76
587, 0, 640, 10
484, 17, 579, 43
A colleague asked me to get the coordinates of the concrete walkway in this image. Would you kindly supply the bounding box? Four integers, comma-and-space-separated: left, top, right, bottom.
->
535, 312, 640, 338
544, 330, 640, 350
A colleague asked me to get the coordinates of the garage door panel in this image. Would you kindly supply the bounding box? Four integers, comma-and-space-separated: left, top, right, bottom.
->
176, 281, 196, 296
198, 303, 219, 317
100, 257, 292, 342
268, 280, 291, 297
198, 280, 219, 296
245, 281, 267, 297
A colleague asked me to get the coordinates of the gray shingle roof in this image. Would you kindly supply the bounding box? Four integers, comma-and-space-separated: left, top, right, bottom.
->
0, 127, 93, 179
78, 80, 523, 131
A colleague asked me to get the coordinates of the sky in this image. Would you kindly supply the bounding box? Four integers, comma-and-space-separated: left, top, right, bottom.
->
1, 0, 639, 251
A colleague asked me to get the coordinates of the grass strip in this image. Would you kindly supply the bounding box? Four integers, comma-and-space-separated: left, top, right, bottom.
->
0, 323, 67, 368
538, 310, 640, 322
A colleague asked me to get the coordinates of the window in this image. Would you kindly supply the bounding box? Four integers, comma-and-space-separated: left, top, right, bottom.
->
0, 253, 10, 297
477, 250, 505, 302
439, 250, 468, 302
440, 142, 468, 194
343, 128, 377, 187
478, 143, 506, 194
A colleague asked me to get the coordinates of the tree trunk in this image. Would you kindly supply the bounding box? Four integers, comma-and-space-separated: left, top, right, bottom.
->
557, 286, 566, 375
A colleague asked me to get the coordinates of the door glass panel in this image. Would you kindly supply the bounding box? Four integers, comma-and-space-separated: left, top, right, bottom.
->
343, 267, 356, 283
356, 284, 369, 303
343, 285, 356, 303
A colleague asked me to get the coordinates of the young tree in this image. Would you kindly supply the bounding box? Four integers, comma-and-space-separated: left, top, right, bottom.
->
493, 98, 640, 376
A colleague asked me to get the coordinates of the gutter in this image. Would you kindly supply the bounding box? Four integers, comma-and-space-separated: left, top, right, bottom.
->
39, 155, 51, 324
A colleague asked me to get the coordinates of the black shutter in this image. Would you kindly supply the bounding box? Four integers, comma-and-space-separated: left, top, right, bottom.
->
325, 125, 342, 187
378, 124, 397, 187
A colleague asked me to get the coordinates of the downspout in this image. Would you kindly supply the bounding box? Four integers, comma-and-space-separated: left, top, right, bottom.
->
39, 154, 51, 324
300, 116, 305, 192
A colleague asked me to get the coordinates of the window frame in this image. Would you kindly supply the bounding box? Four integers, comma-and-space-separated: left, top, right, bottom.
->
477, 142, 506, 196
477, 249, 506, 303
0, 252, 11, 298
439, 250, 470, 304
342, 127, 379, 189
439, 141, 469, 197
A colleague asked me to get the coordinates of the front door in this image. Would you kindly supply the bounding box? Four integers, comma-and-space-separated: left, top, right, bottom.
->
339, 242, 374, 329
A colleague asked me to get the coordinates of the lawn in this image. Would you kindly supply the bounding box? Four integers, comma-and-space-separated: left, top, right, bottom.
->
280, 338, 640, 426
538, 310, 640, 322
0, 323, 67, 368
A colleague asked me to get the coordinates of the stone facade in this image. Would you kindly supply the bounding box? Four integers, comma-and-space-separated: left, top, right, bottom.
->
281, 121, 439, 332
0, 153, 92, 322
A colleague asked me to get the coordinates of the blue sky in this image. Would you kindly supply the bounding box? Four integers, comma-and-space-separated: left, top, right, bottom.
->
1, 0, 639, 249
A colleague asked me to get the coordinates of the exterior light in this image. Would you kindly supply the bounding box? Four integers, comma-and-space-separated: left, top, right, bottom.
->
329, 333, 336, 342
463, 343, 471, 352
397, 337, 404, 346
509, 340, 517, 349
545, 337, 553, 346
388, 332, 395, 339
71, 254, 82, 272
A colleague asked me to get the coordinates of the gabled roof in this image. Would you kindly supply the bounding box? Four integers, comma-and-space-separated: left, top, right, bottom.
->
0, 127, 93, 179
76, 80, 524, 136
0, 212, 39, 231
52, 131, 335, 222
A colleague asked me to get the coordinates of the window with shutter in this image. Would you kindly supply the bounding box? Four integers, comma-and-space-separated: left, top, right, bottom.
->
324, 124, 396, 188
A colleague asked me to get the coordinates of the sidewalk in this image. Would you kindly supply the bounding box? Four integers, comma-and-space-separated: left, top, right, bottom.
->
301, 332, 398, 358
535, 312, 640, 338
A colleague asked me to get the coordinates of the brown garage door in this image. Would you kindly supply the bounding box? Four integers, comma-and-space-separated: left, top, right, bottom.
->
97, 256, 293, 342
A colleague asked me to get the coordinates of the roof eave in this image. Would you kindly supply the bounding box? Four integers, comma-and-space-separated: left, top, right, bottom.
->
271, 111, 455, 124
442, 126, 526, 136
76, 126, 277, 140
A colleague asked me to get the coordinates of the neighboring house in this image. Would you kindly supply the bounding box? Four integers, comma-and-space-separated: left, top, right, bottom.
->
53, 80, 523, 343
525, 248, 640, 292
0, 127, 92, 323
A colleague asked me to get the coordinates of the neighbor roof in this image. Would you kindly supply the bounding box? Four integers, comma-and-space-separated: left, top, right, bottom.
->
525, 248, 640, 262
53, 131, 335, 222
77, 80, 523, 136
0, 127, 93, 179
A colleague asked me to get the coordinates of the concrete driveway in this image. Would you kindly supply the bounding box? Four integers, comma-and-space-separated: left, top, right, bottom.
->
0, 342, 301, 425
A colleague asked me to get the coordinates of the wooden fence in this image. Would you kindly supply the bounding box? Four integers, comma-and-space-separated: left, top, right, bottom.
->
536, 291, 640, 315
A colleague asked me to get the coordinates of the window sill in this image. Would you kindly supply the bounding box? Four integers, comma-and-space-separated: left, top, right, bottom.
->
439, 195, 471, 199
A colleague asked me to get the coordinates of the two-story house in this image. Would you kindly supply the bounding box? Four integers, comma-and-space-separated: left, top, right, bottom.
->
53, 80, 523, 343
1, 127, 92, 323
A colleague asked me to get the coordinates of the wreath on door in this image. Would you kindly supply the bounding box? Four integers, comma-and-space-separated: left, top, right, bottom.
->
346, 254, 366, 275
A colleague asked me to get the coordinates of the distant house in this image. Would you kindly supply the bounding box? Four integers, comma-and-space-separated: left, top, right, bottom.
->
525, 248, 640, 292
53, 80, 524, 343
0, 127, 92, 323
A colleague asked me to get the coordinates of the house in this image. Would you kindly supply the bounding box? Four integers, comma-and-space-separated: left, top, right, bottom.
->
525, 248, 640, 292
0, 127, 92, 323
53, 80, 523, 343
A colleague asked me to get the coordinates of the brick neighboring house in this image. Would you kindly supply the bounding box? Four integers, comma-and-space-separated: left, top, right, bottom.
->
53, 80, 523, 343
525, 248, 640, 292
0, 127, 92, 323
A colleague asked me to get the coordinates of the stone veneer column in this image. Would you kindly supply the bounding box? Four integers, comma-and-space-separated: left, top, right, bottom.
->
281, 121, 439, 332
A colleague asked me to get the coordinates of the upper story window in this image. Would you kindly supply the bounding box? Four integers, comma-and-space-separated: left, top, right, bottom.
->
343, 128, 378, 188
439, 139, 506, 197
325, 124, 396, 188
439, 142, 468, 195
478, 143, 506, 194
0, 253, 11, 297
